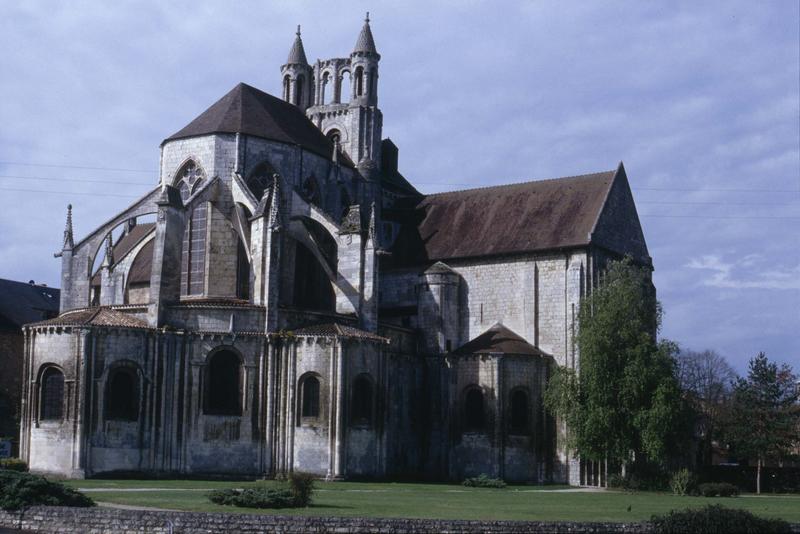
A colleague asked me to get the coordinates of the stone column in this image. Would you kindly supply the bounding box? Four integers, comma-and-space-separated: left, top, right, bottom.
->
333, 340, 346, 479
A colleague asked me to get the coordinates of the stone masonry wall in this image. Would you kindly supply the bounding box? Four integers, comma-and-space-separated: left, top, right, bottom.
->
0, 507, 666, 534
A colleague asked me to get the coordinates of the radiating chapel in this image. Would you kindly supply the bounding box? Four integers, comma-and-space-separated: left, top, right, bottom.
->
19, 17, 652, 485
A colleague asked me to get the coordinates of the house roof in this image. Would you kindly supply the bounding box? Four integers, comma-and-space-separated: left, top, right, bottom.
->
387, 169, 618, 265
28, 307, 149, 330
292, 322, 388, 342
164, 83, 346, 165
0, 279, 60, 328
453, 323, 548, 357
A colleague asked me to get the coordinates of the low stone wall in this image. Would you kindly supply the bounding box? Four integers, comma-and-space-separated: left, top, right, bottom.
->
0, 506, 649, 533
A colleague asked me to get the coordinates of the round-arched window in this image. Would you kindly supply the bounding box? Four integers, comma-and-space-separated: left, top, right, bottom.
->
40, 367, 64, 421
205, 350, 241, 416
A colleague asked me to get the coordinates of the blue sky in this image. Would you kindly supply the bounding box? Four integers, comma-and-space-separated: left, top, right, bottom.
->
0, 1, 797, 373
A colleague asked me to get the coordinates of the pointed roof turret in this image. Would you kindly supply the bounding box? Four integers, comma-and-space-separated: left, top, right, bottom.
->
286, 25, 309, 65
352, 12, 378, 56
62, 204, 74, 250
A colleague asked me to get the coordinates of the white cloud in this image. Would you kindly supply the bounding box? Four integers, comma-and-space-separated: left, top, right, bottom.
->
687, 254, 800, 290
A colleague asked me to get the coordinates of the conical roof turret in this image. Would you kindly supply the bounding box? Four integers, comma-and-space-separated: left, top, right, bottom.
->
286, 25, 308, 65
352, 13, 378, 56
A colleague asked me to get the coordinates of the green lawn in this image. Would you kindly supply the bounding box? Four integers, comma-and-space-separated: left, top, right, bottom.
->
61, 479, 800, 523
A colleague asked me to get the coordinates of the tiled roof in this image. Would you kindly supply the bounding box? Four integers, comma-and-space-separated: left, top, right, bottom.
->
169, 299, 264, 309
0, 279, 60, 328
292, 323, 388, 342
164, 83, 348, 165
28, 307, 149, 329
387, 169, 618, 265
453, 323, 548, 357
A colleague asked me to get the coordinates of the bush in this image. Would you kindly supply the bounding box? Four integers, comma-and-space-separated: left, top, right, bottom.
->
462, 474, 506, 488
209, 474, 316, 509
288, 472, 315, 507
0, 458, 28, 472
208, 487, 296, 509
650, 504, 790, 533
670, 469, 695, 496
0, 470, 94, 511
697, 482, 739, 497
607, 467, 669, 492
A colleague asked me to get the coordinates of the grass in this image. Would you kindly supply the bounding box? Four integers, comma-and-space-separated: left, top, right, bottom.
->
58, 479, 800, 522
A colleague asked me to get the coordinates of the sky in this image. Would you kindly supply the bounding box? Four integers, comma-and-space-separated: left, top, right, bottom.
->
0, 1, 797, 373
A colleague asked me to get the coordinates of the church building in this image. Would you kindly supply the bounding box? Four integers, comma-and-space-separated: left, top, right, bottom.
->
18, 16, 651, 485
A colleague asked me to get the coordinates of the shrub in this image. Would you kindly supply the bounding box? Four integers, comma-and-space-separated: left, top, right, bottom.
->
0, 458, 28, 472
0, 470, 94, 511
697, 482, 739, 497
209, 475, 316, 509
462, 474, 506, 488
650, 504, 790, 534
208, 487, 296, 509
288, 471, 315, 506
670, 468, 695, 496
607, 467, 668, 492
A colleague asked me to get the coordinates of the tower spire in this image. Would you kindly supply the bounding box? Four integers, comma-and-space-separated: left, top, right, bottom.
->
353, 12, 378, 55
286, 24, 308, 65
62, 204, 74, 250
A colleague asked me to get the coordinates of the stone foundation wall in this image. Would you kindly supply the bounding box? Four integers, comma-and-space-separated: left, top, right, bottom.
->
0, 506, 658, 533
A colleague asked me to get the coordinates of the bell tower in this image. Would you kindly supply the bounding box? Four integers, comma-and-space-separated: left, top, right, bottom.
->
303, 14, 383, 167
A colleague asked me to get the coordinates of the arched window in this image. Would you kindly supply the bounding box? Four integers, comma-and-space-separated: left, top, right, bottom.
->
295, 74, 304, 106
283, 74, 291, 101
175, 160, 207, 296
351, 374, 373, 426
300, 375, 320, 419
205, 350, 241, 415
40, 367, 64, 420
369, 68, 377, 96
106, 367, 139, 421
321, 71, 331, 104
246, 161, 278, 201
464, 387, 485, 432
354, 66, 364, 96
339, 70, 351, 102
509, 389, 529, 435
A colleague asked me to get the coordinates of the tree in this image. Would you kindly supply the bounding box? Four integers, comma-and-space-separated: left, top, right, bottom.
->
675, 349, 738, 466
725, 352, 799, 494
544, 257, 689, 476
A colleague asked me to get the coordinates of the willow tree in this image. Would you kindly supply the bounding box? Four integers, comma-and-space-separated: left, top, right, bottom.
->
544, 257, 688, 475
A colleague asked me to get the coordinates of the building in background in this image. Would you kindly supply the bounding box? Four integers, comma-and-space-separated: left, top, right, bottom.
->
0, 279, 59, 445
18, 16, 651, 484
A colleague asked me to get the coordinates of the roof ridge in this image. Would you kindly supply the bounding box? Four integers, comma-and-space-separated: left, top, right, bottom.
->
423, 170, 616, 198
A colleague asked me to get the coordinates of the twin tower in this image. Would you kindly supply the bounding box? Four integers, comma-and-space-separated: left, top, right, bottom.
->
280, 14, 382, 169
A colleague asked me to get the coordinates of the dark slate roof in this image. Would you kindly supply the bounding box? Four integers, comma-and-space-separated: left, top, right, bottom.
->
28, 307, 149, 329
453, 323, 548, 357
0, 279, 60, 328
164, 83, 346, 164
293, 322, 389, 342
91, 223, 155, 285
387, 169, 617, 265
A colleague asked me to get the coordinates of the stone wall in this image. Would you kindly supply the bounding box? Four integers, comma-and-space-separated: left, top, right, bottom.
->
0, 507, 661, 533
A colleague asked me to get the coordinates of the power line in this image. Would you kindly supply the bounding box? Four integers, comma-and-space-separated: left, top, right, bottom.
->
638, 200, 800, 207
0, 161, 155, 174
0, 174, 154, 186
0, 187, 140, 199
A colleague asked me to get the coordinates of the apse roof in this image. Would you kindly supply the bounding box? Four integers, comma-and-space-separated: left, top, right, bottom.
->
293, 322, 389, 342
28, 307, 149, 329
453, 323, 548, 357
164, 83, 344, 164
